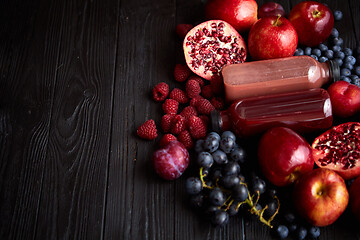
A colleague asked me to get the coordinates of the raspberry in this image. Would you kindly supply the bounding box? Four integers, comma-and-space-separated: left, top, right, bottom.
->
169, 88, 189, 104
195, 98, 215, 115
161, 114, 175, 133
190, 96, 203, 107
211, 97, 225, 110
180, 106, 198, 120
178, 130, 194, 149
175, 24, 193, 39
152, 82, 169, 102
188, 75, 205, 88
210, 75, 224, 95
201, 85, 214, 99
162, 99, 179, 114
174, 64, 191, 82
186, 79, 201, 98
188, 116, 207, 139
137, 119, 158, 140
159, 134, 178, 147
171, 115, 187, 135
199, 115, 210, 127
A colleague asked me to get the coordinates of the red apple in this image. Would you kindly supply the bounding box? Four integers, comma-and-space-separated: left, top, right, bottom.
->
248, 16, 298, 60
258, 127, 314, 187
349, 176, 360, 221
204, 0, 258, 33
327, 81, 360, 118
293, 168, 349, 227
258, 2, 286, 18
289, 1, 334, 47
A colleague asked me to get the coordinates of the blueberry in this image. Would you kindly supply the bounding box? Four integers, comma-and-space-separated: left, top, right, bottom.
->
344, 55, 356, 65
318, 43, 328, 52
288, 223, 298, 233
304, 47, 312, 56
334, 58, 343, 67
333, 37, 343, 46
344, 47, 353, 56
343, 62, 354, 70
283, 212, 296, 223
221, 131, 236, 141
355, 65, 360, 75
340, 76, 351, 83
318, 56, 328, 63
334, 10, 343, 21
296, 226, 308, 240
324, 49, 334, 59
220, 136, 236, 153
274, 225, 289, 239
331, 28, 339, 38
185, 177, 203, 195
353, 78, 360, 87
197, 152, 214, 168
308, 226, 321, 238
310, 55, 318, 61
212, 150, 228, 165
229, 146, 246, 163
332, 45, 342, 52
334, 51, 345, 59
341, 68, 351, 77
294, 48, 304, 56
207, 131, 220, 141
311, 48, 322, 57
350, 74, 360, 82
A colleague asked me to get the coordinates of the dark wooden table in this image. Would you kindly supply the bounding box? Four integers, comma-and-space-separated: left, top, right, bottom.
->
1, 0, 360, 239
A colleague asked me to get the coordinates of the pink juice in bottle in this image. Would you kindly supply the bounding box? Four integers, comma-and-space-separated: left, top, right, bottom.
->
211, 88, 333, 137
222, 55, 339, 102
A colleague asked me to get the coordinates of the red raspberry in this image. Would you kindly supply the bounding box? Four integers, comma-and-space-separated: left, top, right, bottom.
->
162, 99, 179, 114
175, 24, 193, 39
159, 134, 177, 147
174, 64, 191, 82
195, 98, 215, 115
201, 85, 214, 99
199, 115, 210, 127
171, 115, 187, 135
210, 75, 224, 95
169, 88, 189, 104
186, 79, 201, 98
152, 82, 169, 102
180, 106, 198, 120
190, 96, 203, 107
178, 130, 194, 149
137, 119, 157, 140
188, 75, 205, 88
161, 114, 175, 133
188, 116, 207, 139
211, 97, 225, 110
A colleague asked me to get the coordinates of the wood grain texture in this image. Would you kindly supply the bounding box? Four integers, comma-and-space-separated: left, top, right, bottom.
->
0, 0, 360, 240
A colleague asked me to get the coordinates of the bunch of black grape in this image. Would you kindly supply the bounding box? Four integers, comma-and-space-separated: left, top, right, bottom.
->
185, 131, 280, 227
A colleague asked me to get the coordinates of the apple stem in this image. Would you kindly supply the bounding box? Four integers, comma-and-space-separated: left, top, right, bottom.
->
273, 14, 282, 26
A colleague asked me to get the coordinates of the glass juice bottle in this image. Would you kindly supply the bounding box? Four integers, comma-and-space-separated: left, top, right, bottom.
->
222, 55, 339, 102
211, 88, 333, 137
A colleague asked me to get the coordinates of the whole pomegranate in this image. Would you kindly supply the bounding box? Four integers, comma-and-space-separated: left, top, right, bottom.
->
204, 0, 258, 33
312, 122, 360, 180
152, 141, 190, 180
183, 20, 247, 81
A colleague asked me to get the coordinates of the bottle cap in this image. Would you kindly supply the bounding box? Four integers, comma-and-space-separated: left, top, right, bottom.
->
328, 60, 340, 82
210, 110, 222, 133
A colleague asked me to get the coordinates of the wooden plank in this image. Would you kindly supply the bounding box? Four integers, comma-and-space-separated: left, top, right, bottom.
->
33, 0, 118, 239
0, 0, 61, 239
105, 0, 178, 239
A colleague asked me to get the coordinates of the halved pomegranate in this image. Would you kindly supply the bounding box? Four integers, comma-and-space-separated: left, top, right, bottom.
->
183, 20, 247, 81
312, 122, 360, 180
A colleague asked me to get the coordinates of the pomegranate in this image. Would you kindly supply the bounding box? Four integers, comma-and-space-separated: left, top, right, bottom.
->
312, 122, 360, 180
183, 20, 247, 81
